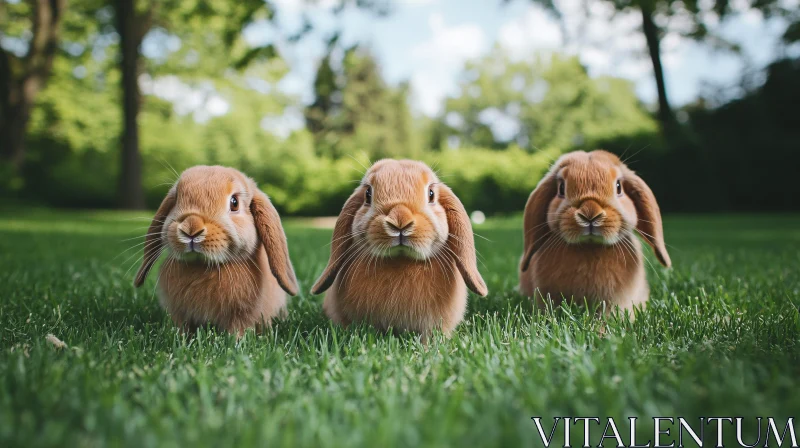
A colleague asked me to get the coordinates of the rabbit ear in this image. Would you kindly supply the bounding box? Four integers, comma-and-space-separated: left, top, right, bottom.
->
624, 170, 671, 268
520, 172, 557, 272
134, 188, 176, 287
439, 185, 488, 297
311, 188, 364, 295
251, 189, 299, 296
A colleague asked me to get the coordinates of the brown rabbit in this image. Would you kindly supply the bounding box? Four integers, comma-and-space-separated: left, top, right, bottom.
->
519, 150, 670, 314
311, 159, 487, 338
134, 166, 298, 336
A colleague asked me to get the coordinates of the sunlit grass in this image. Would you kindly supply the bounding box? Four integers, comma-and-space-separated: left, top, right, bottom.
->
1, 211, 798, 446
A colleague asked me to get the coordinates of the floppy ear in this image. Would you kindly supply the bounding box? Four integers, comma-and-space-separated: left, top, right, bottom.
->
134, 188, 176, 287
439, 185, 488, 297
623, 170, 671, 268
311, 188, 364, 295
520, 172, 557, 272
251, 189, 299, 296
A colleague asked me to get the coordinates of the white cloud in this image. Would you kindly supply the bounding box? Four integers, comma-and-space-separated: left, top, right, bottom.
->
271, 0, 339, 13
278, 71, 315, 104
495, 0, 654, 99
139, 75, 230, 123
478, 107, 520, 142
136, 0, 791, 126
492, 0, 789, 107
260, 106, 305, 139
497, 7, 563, 59
410, 13, 487, 115
412, 14, 487, 68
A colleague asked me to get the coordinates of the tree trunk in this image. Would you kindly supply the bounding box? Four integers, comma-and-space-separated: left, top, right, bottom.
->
0, 0, 65, 171
640, 3, 677, 132
0, 88, 33, 170
116, 0, 146, 209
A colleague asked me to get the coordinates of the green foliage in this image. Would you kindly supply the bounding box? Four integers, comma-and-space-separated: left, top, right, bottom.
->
4, 0, 798, 214
423, 146, 559, 214
597, 57, 800, 212
305, 46, 420, 160
1, 211, 799, 446
15, 49, 800, 214
439, 50, 658, 152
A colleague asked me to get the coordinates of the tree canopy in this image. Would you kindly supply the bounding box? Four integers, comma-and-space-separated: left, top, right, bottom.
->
2, 0, 798, 214
439, 49, 657, 152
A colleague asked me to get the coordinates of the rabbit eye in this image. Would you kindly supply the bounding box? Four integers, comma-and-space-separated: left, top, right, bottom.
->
230, 195, 239, 212
428, 187, 435, 203
557, 180, 565, 198
616, 180, 623, 196
365, 186, 372, 205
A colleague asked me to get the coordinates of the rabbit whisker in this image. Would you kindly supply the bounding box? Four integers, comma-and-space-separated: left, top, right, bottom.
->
341, 249, 364, 291
347, 153, 370, 176
246, 252, 265, 278
618, 143, 634, 161
124, 238, 164, 279
447, 232, 487, 263
341, 241, 370, 290
337, 240, 368, 285
119, 231, 163, 243
327, 234, 371, 273
472, 231, 492, 242
326, 228, 368, 248
124, 253, 145, 279
535, 233, 562, 261
230, 252, 258, 291
527, 228, 557, 253
439, 245, 465, 285
619, 236, 644, 272
150, 251, 172, 301
158, 157, 181, 183
119, 217, 166, 222
433, 251, 453, 286
524, 219, 553, 237
114, 237, 161, 262
621, 144, 650, 166
613, 240, 627, 268
633, 228, 681, 252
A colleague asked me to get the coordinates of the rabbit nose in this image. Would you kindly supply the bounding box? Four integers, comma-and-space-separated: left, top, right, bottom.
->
576, 201, 605, 225
576, 211, 605, 224
179, 228, 206, 240
385, 206, 415, 235
179, 215, 206, 239
385, 218, 415, 234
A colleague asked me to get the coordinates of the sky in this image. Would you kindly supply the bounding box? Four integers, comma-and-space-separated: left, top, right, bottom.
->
251, 0, 793, 116
136, 0, 796, 134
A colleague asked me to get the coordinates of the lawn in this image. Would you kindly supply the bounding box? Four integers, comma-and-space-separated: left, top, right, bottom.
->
1, 210, 799, 447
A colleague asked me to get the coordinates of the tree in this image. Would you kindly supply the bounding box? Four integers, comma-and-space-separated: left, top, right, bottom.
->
110, 0, 288, 208
305, 44, 418, 159
114, 0, 151, 208
523, 0, 793, 137
440, 49, 657, 152
112, 1, 265, 208
0, 0, 66, 171
305, 37, 350, 157
112, 0, 390, 208
638, 0, 672, 128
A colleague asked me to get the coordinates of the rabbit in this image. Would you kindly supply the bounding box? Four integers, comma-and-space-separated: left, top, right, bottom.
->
311, 159, 488, 339
519, 150, 671, 314
134, 166, 299, 336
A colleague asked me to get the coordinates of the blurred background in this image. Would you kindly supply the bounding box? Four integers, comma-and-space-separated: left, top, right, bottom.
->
1, 0, 798, 216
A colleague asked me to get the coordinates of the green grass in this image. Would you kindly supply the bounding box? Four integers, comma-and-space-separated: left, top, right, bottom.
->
1, 210, 799, 447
